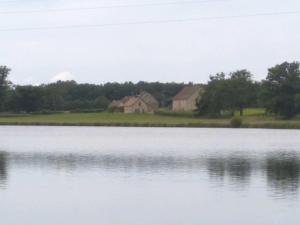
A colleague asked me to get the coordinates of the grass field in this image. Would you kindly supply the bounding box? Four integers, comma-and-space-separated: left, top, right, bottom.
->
235, 108, 266, 116
0, 112, 228, 127
1, 110, 300, 129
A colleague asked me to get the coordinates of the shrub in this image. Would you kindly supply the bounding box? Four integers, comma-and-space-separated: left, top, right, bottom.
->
230, 117, 243, 128
30, 110, 65, 115
108, 106, 123, 113
155, 109, 195, 118
70, 109, 105, 113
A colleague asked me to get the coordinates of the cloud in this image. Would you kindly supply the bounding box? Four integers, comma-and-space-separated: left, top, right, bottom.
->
50, 72, 74, 82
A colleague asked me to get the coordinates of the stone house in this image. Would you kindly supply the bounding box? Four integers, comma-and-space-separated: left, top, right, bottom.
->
138, 91, 159, 110
123, 96, 150, 113
172, 85, 203, 112
109, 91, 159, 113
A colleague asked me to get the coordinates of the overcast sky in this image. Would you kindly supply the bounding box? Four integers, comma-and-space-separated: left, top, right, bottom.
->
1, 0, 300, 84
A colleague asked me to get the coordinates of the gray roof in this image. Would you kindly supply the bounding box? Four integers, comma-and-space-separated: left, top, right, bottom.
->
173, 85, 202, 101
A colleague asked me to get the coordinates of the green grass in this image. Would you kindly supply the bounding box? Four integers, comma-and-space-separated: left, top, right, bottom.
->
0, 112, 228, 127
240, 108, 266, 116
0, 109, 300, 129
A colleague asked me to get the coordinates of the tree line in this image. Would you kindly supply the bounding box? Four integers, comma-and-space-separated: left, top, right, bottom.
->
1, 61, 300, 118
0, 67, 184, 113
197, 61, 300, 118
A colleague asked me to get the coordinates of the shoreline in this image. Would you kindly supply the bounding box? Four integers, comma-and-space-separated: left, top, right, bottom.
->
1, 121, 300, 129
0, 112, 300, 129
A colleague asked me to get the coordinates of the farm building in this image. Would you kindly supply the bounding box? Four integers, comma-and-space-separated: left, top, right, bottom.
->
172, 85, 203, 112
109, 91, 159, 113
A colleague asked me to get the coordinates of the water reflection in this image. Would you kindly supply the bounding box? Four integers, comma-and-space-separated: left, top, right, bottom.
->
0, 152, 8, 188
1, 151, 300, 199
206, 156, 253, 189
266, 153, 300, 198
207, 157, 226, 180
226, 157, 252, 187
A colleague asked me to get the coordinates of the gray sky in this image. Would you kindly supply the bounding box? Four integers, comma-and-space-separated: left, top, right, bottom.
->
1, 0, 300, 84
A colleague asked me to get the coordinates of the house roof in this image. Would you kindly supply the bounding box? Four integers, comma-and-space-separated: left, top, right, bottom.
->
120, 96, 131, 104
110, 91, 159, 109
173, 85, 202, 101
123, 96, 139, 107
138, 91, 159, 108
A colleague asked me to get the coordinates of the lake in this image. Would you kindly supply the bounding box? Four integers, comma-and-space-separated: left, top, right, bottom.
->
0, 126, 299, 225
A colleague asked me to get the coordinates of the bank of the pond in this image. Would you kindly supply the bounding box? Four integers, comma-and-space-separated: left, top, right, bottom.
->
0, 112, 300, 129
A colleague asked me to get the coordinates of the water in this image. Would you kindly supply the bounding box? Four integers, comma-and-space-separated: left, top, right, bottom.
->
0, 126, 299, 225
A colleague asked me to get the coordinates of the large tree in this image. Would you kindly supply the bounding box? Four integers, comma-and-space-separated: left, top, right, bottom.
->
197, 71, 256, 116
228, 70, 256, 116
197, 73, 231, 116
0, 66, 11, 111
260, 62, 300, 118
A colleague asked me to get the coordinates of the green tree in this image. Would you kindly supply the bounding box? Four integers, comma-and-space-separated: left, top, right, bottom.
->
12, 86, 43, 112
0, 66, 11, 111
197, 73, 231, 116
93, 96, 110, 110
197, 71, 256, 117
228, 70, 256, 116
260, 62, 300, 118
